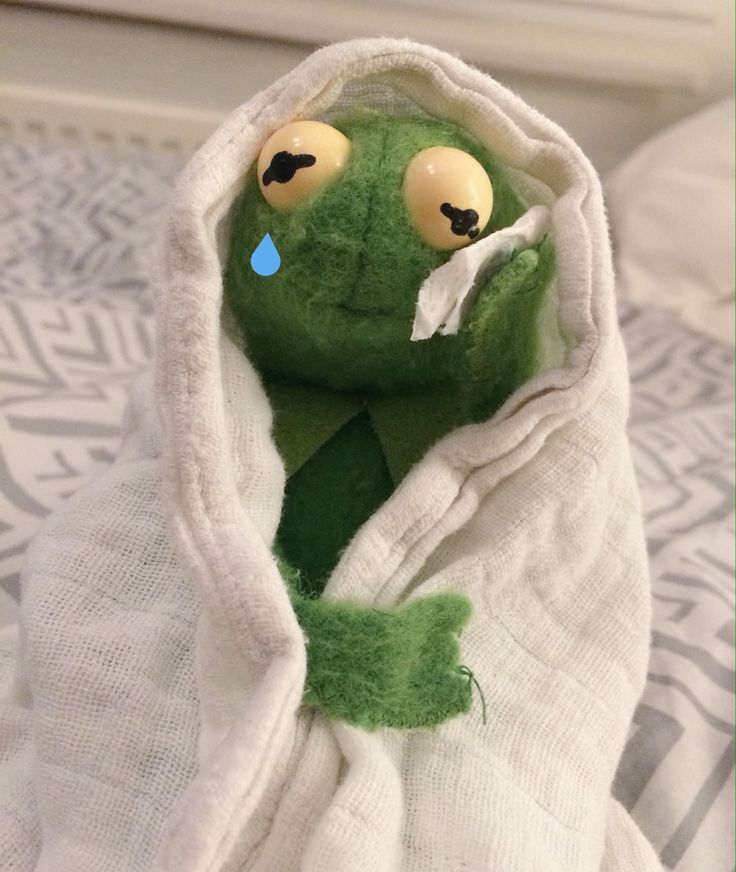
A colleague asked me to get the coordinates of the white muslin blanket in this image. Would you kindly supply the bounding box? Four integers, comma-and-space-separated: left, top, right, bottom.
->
0, 39, 664, 872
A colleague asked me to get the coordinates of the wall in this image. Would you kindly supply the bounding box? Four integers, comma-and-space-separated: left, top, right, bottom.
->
2, 2, 734, 173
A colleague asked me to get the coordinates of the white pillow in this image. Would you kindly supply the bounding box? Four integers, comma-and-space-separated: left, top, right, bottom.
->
605, 99, 735, 343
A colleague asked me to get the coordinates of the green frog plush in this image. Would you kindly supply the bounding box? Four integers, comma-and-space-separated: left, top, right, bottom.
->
224, 111, 554, 730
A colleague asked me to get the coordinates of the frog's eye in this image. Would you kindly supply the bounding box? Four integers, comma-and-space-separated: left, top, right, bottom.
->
257, 120, 350, 211
403, 146, 493, 250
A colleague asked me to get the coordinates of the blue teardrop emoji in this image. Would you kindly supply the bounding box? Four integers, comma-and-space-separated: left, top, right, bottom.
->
250, 233, 281, 276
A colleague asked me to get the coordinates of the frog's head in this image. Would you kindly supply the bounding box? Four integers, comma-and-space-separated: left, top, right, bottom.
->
223, 112, 529, 394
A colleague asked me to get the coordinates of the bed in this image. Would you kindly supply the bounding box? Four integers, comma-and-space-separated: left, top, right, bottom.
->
0, 106, 733, 870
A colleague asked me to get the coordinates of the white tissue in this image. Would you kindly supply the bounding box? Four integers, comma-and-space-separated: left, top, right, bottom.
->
410, 204, 551, 341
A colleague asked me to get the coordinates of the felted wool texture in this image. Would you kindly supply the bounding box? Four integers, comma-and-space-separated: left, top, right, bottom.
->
277, 556, 473, 728
294, 591, 472, 729
275, 400, 473, 731
277, 411, 395, 594
367, 383, 469, 484
265, 378, 364, 475
267, 377, 469, 492
0, 39, 664, 872
465, 236, 557, 418
224, 112, 527, 395
263, 230, 553, 483
270, 379, 467, 608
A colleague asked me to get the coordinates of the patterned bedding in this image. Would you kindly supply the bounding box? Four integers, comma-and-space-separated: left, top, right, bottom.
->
1, 141, 733, 871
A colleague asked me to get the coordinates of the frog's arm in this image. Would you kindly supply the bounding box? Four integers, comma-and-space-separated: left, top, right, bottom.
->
461, 236, 556, 420
278, 557, 473, 729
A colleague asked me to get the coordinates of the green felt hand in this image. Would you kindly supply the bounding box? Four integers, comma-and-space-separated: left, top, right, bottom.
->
459, 237, 556, 420
292, 591, 473, 729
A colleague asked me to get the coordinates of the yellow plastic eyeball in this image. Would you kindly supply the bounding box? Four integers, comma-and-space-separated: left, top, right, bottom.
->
257, 120, 350, 211
403, 146, 494, 250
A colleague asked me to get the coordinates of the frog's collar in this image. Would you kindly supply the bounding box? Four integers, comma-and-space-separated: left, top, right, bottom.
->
264, 377, 467, 485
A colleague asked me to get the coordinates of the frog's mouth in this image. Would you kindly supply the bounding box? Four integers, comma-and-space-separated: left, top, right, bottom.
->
411, 205, 550, 341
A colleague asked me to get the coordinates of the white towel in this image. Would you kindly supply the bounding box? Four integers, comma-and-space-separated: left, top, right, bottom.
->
0, 38, 662, 872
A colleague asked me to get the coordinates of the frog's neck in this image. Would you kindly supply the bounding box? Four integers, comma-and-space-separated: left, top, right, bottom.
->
266, 376, 469, 596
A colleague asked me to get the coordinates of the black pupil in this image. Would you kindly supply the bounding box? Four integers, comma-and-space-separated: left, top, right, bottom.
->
263, 151, 317, 186
440, 202, 481, 238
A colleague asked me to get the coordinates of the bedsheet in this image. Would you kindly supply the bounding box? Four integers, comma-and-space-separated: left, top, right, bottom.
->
0, 141, 733, 871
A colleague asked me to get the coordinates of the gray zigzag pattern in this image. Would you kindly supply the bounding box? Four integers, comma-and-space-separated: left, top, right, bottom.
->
0, 142, 733, 871
0, 292, 154, 597
614, 301, 734, 872
1, 142, 180, 313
